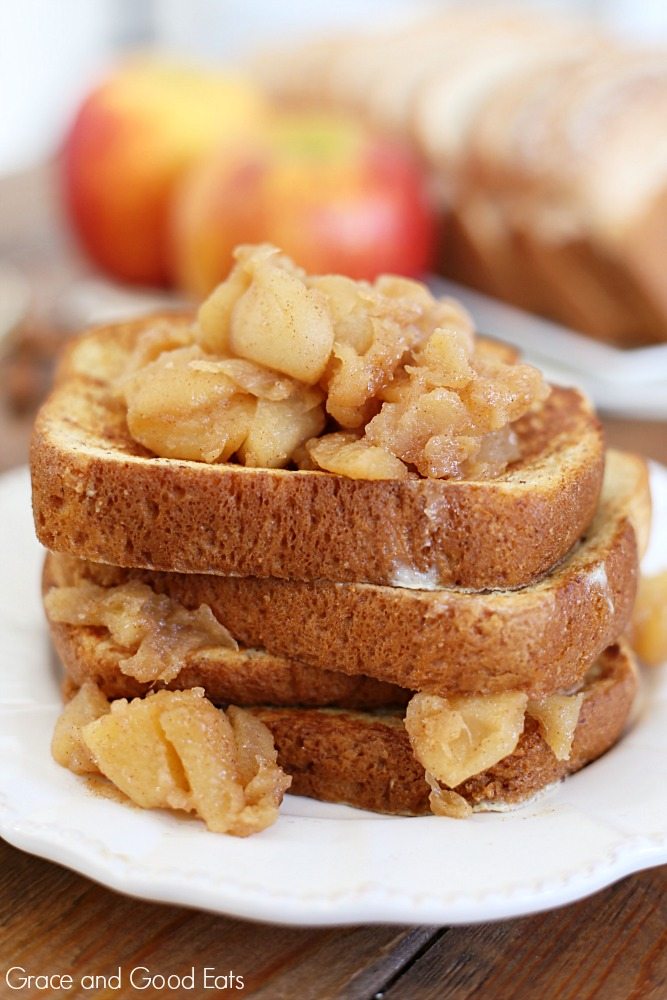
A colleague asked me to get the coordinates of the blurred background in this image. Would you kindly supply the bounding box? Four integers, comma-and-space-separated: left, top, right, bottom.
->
2, 0, 666, 176
1, 0, 667, 467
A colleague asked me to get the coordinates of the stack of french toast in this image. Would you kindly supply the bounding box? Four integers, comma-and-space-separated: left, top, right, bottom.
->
31, 244, 650, 833
259, 5, 667, 345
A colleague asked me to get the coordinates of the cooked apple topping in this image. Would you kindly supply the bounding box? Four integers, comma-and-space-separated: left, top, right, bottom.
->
406, 685, 585, 815
631, 571, 667, 667
123, 343, 264, 464
425, 772, 472, 819
306, 431, 410, 480
45, 580, 237, 684
123, 320, 193, 373
121, 243, 549, 480
52, 681, 111, 774
526, 693, 584, 761
52, 685, 291, 836
405, 691, 528, 791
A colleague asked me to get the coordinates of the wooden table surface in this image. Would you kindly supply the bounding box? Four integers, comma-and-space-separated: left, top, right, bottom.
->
0, 169, 666, 1000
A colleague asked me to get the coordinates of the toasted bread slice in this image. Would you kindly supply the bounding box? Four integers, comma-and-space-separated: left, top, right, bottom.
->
252, 642, 638, 814
43, 555, 407, 711
54, 450, 648, 699
59, 641, 638, 815
31, 316, 603, 589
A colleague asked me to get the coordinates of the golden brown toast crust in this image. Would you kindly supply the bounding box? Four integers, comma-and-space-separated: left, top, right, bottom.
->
31, 316, 604, 589
50, 450, 645, 699
253, 643, 638, 814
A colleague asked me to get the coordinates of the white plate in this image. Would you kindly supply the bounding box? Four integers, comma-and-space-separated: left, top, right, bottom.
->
0, 465, 666, 926
431, 278, 667, 420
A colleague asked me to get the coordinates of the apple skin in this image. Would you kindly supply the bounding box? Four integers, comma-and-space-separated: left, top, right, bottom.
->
62, 60, 266, 285
170, 114, 437, 296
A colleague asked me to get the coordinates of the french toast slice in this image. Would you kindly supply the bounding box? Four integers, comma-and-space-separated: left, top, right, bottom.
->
51, 450, 648, 699
44, 553, 407, 711
31, 315, 603, 589
57, 642, 638, 816
252, 642, 638, 814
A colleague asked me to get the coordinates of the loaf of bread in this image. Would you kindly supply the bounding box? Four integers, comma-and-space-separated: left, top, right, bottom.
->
259, 9, 667, 345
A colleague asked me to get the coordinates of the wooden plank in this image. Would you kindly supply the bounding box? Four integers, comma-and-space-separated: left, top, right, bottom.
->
2, 825, 666, 1000
380, 868, 667, 1000
249, 925, 441, 1000
0, 840, 438, 999
0, 839, 316, 998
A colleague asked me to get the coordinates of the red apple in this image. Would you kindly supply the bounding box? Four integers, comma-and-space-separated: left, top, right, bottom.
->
170, 113, 437, 295
62, 60, 266, 285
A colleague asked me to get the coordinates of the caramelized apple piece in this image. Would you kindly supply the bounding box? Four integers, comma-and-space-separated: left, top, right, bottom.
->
123, 345, 255, 462
79, 688, 290, 835
631, 571, 667, 666
193, 357, 298, 401
425, 773, 472, 818
230, 253, 334, 384
239, 394, 325, 468
196, 242, 294, 354
51, 682, 110, 774
527, 694, 584, 761
125, 322, 193, 373
307, 432, 409, 479
45, 580, 237, 684
309, 274, 375, 353
197, 260, 251, 354
405, 691, 528, 788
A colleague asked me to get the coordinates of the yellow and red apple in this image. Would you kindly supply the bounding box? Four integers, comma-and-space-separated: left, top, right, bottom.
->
62, 60, 266, 285
170, 114, 437, 296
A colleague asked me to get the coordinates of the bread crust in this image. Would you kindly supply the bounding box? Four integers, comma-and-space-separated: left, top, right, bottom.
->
253, 642, 638, 814
50, 450, 645, 698
31, 316, 604, 589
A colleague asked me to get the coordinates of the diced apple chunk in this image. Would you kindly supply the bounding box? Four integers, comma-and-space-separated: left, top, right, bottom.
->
215, 395, 257, 461
197, 262, 250, 354
77, 688, 290, 835
46, 580, 238, 685
307, 432, 409, 480
405, 691, 528, 788
82, 693, 192, 810
123, 346, 256, 462
193, 357, 297, 401
309, 274, 374, 353
527, 693, 583, 761
230, 263, 334, 384
239, 395, 325, 468
51, 682, 110, 774
631, 571, 667, 666
425, 773, 472, 818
